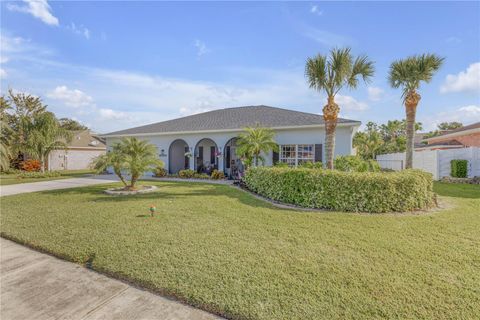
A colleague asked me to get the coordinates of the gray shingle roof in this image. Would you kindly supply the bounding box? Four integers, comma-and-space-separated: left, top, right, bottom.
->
103, 105, 360, 136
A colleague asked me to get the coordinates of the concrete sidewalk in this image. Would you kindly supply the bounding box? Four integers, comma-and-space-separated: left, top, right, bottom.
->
0, 176, 119, 197
0, 238, 221, 320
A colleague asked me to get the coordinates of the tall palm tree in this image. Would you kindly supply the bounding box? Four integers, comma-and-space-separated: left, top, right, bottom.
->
91, 137, 162, 190
389, 54, 444, 168
236, 125, 278, 167
24, 112, 72, 172
305, 48, 374, 169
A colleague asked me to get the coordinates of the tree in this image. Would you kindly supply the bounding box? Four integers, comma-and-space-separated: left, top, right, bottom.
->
389, 54, 444, 168
24, 112, 72, 172
438, 121, 462, 131
236, 125, 278, 167
1, 89, 48, 158
59, 118, 88, 131
306, 48, 374, 169
353, 122, 384, 160
91, 137, 162, 190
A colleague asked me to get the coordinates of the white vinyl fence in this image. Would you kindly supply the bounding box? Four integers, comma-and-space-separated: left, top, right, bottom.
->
376, 147, 480, 180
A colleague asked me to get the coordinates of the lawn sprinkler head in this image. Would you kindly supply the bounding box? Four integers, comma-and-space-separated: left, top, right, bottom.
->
149, 205, 156, 217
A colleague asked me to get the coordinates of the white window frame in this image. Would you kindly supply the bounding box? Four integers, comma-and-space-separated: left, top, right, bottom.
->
279, 144, 314, 166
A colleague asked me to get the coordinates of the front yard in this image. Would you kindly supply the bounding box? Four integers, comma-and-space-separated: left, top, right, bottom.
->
1, 181, 479, 319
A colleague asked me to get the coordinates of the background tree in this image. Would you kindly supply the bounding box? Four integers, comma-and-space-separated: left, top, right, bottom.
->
59, 118, 88, 131
306, 47, 374, 169
389, 54, 444, 168
24, 112, 72, 172
353, 122, 384, 160
438, 121, 463, 131
91, 137, 162, 190
236, 125, 278, 167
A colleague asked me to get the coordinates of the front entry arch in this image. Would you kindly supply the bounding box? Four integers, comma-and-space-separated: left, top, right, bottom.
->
169, 139, 189, 174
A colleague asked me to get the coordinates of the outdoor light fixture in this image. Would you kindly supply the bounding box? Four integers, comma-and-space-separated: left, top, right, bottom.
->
159, 149, 167, 157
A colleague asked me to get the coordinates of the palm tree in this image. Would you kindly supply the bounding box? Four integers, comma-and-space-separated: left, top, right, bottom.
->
236, 125, 278, 167
91, 137, 162, 190
24, 112, 72, 172
389, 54, 444, 168
305, 48, 374, 169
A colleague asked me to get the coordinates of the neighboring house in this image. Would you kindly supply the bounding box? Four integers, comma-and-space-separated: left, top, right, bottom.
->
102, 105, 361, 176
418, 122, 480, 151
48, 130, 106, 171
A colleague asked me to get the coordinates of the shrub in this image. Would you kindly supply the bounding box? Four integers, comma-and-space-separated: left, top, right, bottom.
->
450, 159, 468, 178
178, 169, 196, 179
17, 171, 61, 179
274, 162, 289, 168
153, 166, 167, 177
243, 167, 435, 213
299, 161, 323, 169
334, 155, 380, 172
193, 173, 210, 179
211, 169, 225, 180
20, 159, 42, 172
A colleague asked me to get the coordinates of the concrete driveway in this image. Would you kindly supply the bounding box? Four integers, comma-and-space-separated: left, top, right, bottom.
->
0, 176, 119, 197
1, 238, 221, 320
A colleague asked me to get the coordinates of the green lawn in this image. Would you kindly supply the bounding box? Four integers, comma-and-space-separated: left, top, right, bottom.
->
0, 169, 94, 185
1, 181, 479, 319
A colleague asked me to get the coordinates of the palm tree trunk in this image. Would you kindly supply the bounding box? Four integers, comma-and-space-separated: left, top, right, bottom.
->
404, 91, 421, 169
130, 175, 138, 190
114, 168, 128, 187
323, 96, 340, 169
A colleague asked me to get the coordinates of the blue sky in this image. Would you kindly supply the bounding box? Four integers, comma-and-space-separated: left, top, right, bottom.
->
1, 1, 479, 133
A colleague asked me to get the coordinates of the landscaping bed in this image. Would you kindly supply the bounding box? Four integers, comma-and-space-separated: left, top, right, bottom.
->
1, 181, 479, 319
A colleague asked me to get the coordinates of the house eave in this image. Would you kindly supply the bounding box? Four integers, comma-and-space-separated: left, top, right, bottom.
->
424, 127, 480, 143
101, 122, 361, 139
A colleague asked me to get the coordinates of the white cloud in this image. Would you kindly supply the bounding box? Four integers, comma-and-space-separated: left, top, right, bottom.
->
310, 5, 323, 16
99, 108, 129, 120
7, 0, 59, 26
445, 36, 461, 44
335, 94, 369, 111
302, 25, 351, 47
67, 23, 90, 40
194, 40, 210, 57
441, 62, 480, 93
0, 69, 6, 78
367, 86, 384, 101
47, 86, 94, 108
421, 105, 480, 131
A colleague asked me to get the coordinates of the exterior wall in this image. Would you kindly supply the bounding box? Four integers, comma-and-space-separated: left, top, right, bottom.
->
376, 147, 480, 180
105, 125, 358, 174
456, 132, 480, 147
48, 148, 106, 171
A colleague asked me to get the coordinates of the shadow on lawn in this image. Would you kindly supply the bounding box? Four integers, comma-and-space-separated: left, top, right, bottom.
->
40, 181, 279, 210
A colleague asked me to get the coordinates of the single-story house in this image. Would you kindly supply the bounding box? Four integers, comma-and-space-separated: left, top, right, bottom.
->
47, 130, 106, 171
102, 105, 361, 176
417, 122, 480, 151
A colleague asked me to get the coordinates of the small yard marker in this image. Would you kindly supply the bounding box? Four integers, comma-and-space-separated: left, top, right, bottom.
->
149, 205, 156, 217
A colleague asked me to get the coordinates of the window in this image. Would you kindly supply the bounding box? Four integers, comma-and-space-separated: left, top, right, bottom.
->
280, 144, 314, 166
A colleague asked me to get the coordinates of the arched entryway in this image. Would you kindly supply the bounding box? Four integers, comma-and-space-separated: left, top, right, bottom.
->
194, 138, 218, 173
223, 137, 241, 179
169, 139, 190, 174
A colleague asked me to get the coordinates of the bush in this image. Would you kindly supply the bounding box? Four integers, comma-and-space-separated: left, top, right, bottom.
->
20, 159, 41, 172
153, 166, 167, 177
334, 155, 380, 172
193, 173, 210, 179
178, 169, 196, 179
17, 171, 61, 179
243, 167, 435, 213
450, 159, 468, 178
211, 169, 225, 180
299, 161, 323, 169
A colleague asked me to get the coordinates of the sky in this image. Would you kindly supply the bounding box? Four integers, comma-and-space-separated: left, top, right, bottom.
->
1, 1, 479, 133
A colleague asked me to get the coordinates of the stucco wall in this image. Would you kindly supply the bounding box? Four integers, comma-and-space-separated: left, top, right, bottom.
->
48, 149, 106, 171
105, 125, 358, 173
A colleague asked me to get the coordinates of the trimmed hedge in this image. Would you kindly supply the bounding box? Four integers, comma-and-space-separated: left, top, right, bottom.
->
450, 160, 468, 178
244, 167, 435, 213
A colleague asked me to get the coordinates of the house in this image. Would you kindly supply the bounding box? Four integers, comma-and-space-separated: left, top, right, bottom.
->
47, 130, 106, 171
418, 122, 480, 151
102, 106, 360, 176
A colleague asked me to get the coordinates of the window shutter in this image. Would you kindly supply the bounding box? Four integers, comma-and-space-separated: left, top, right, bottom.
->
272, 150, 279, 165
314, 144, 322, 163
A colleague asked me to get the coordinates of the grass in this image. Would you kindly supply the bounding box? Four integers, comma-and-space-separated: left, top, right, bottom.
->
0, 169, 94, 185
1, 181, 479, 319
